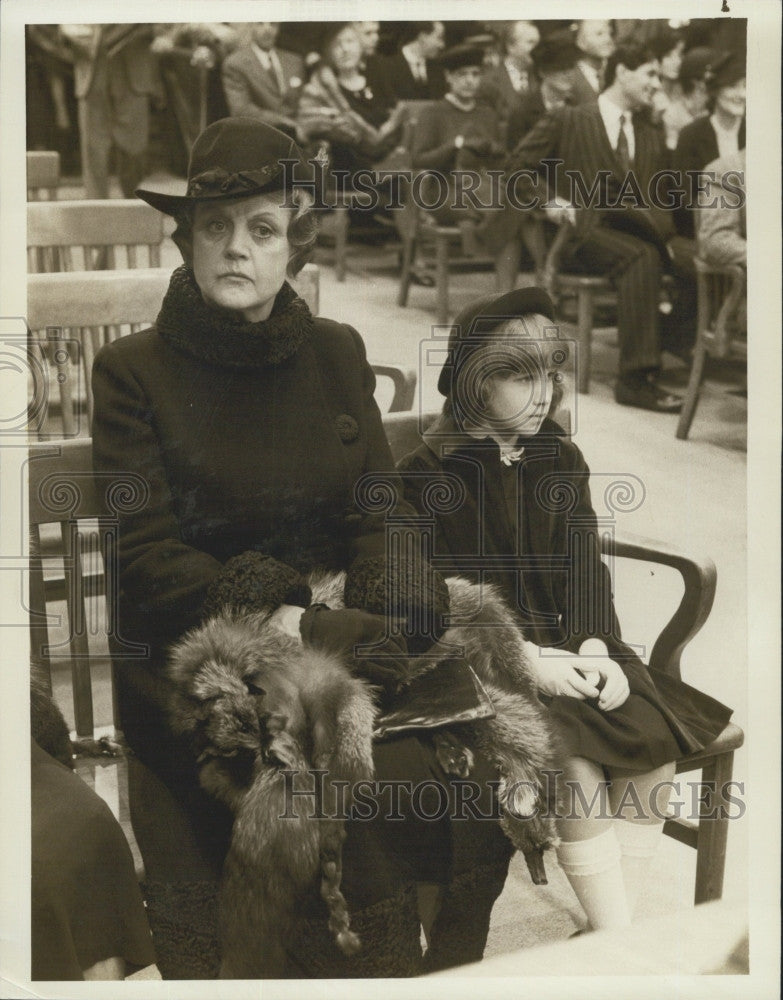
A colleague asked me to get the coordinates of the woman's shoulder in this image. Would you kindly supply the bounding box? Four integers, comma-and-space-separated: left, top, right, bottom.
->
93, 325, 162, 372
311, 316, 365, 356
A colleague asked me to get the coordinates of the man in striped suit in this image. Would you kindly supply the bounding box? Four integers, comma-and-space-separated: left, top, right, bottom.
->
505, 42, 683, 412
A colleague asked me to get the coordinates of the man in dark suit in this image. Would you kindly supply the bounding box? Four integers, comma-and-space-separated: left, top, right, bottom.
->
506, 42, 683, 412
367, 21, 446, 104
59, 23, 159, 198
506, 29, 579, 150
221, 22, 305, 141
568, 19, 616, 105
476, 21, 540, 145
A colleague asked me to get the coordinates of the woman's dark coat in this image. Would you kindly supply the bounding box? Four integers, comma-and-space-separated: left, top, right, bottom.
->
91, 275, 512, 969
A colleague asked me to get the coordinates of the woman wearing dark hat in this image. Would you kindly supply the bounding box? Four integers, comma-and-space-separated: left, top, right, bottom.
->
411, 43, 505, 255
674, 51, 746, 237
398, 287, 733, 936
660, 46, 716, 152
91, 116, 487, 978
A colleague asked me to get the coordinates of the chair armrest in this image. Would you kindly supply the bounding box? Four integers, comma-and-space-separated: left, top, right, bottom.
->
370, 363, 417, 412
603, 529, 717, 680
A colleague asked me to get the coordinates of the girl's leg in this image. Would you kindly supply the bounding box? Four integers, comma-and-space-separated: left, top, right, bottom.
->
555, 756, 631, 931
607, 762, 677, 918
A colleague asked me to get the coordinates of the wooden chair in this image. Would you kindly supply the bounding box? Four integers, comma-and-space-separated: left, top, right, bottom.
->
27, 268, 172, 436
28, 414, 743, 905
27, 150, 60, 201
676, 260, 746, 440
383, 409, 744, 905
27, 199, 166, 273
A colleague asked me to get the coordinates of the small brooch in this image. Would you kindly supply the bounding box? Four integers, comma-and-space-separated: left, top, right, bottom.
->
335, 414, 359, 442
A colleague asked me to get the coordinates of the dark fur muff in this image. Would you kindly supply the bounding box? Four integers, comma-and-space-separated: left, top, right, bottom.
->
166, 575, 561, 977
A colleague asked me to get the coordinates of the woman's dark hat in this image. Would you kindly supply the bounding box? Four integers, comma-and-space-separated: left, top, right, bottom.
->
707, 51, 745, 90
532, 30, 580, 75
438, 287, 556, 396
136, 117, 318, 216
438, 44, 485, 71
678, 46, 717, 86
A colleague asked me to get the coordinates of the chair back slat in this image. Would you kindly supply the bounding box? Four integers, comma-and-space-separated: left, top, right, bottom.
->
28, 438, 129, 739
27, 200, 166, 273
27, 150, 60, 200
27, 269, 171, 438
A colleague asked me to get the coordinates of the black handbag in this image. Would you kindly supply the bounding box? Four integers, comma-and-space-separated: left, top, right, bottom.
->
374, 657, 495, 740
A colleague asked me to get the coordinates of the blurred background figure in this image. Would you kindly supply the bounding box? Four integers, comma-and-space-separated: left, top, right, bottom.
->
351, 20, 381, 67
569, 20, 616, 103
477, 21, 540, 146
661, 46, 715, 153
648, 26, 686, 140
150, 22, 239, 174
221, 22, 306, 142
698, 147, 746, 270
26, 26, 80, 176
368, 21, 447, 103
297, 22, 405, 194
411, 44, 504, 256
58, 24, 160, 198
674, 52, 746, 238
505, 29, 578, 150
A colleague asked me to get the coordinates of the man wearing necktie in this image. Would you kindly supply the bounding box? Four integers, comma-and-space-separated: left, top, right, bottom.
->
477, 21, 540, 146
367, 21, 447, 103
221, 22, 305, 141
501, 42, 686, 412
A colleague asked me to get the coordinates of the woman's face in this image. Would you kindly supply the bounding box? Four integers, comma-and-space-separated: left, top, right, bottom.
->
715, 78, 746, 117
446, 66, 483, 102
328, 26, 363, 73
660, 41, 685, 82
192, 193, 292, 322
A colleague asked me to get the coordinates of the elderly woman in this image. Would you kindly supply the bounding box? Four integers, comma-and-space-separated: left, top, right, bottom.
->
91, 117, 510, 978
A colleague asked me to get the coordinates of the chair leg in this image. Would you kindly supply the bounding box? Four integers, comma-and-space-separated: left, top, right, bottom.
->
693, 751, 734, 904
334, 206, 348, 282
576, 288, 594, 394
435, 234, 449, 326
397, 236, 416, 307
676, 338, 709, 440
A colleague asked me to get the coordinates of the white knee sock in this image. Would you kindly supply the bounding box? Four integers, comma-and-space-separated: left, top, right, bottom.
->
614, 819, 665, 918
556, 827, 631, 931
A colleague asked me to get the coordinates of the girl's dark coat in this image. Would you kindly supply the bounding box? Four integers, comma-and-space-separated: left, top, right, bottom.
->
397, 415, 732, 769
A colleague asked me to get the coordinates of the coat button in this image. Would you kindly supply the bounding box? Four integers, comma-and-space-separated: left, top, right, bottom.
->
335, 414, 359, 442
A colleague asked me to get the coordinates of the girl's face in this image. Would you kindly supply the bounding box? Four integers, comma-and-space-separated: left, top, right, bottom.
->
484, 364, 557, 439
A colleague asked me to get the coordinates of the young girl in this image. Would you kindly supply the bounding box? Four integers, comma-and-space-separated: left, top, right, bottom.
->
397, 286, 733, 933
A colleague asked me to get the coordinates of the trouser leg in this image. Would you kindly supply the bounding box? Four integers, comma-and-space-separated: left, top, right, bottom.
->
574, 227, 662, 377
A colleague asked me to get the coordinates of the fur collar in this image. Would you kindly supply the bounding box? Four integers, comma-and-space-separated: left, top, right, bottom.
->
156, 265, 313, 370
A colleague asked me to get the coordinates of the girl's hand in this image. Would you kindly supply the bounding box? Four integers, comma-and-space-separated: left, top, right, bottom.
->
591, 658, 630, 712
531, 658, 600, 700
577, 639, 630, 712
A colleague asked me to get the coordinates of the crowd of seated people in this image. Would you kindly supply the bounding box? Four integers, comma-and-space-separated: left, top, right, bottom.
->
26, 17, 746, 411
